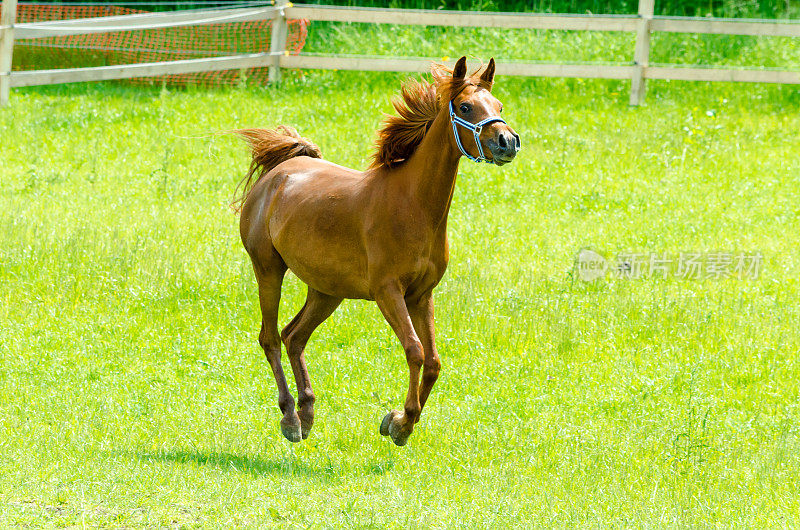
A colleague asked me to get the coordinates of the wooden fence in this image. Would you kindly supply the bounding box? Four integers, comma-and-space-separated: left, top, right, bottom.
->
1, 0, 799, 107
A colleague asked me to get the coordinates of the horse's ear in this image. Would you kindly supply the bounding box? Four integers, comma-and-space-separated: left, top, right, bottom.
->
479, 58, 495, 90
453, 56, 467, 80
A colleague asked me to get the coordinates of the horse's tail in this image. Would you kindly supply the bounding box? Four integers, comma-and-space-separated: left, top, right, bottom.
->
230, 126, 322, 213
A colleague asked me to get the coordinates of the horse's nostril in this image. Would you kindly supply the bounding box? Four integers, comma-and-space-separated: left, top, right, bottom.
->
498, 133, 507, 149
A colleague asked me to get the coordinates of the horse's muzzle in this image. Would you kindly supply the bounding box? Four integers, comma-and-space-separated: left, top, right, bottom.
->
489, 130, 521, 166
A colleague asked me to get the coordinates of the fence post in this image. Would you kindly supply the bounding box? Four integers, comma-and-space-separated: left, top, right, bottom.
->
629, 0, 654, 106
269, 0, 289, 84
0, 0, 19, 107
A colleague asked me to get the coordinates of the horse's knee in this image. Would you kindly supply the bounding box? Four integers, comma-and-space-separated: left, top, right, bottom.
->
259, 324, 280, 351
404, 340, 424, 369
422, 355, 441, 383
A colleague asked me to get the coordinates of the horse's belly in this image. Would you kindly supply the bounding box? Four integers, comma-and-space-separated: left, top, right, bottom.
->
281, 250, 372, 300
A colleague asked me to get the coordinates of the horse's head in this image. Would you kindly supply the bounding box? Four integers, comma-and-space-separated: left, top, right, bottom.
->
442, 56, 521, 166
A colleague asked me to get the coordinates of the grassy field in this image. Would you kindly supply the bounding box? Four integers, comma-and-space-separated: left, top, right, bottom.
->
2, 49, 800, 528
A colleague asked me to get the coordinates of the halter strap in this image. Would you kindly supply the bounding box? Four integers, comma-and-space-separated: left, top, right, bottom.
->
448, 100, 506, 164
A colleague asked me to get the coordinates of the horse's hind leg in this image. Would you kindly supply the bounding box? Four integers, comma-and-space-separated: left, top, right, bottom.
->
252, 252, 302, 442
409, 292, 440, 422
281, 287, 342, 439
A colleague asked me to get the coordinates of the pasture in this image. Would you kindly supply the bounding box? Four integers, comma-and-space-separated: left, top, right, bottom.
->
2, 31, 800, 527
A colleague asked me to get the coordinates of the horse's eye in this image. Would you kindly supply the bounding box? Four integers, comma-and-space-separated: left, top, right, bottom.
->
499, 105, 504, 113
459, 103, 471, 114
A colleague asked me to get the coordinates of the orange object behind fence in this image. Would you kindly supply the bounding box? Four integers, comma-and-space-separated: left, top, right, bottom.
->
13, 3, 308, 86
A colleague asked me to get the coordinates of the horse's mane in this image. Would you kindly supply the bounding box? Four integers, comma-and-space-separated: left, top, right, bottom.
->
369, 62, 492, 170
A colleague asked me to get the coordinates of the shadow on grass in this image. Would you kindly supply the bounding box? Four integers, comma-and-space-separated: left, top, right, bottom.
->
123, 448, 394, 480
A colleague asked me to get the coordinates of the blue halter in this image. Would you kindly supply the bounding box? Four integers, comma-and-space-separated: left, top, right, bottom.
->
448, 100, 507, 164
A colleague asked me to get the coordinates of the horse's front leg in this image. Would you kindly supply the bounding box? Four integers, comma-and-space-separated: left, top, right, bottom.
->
408, 292, 440, 422
374, 282, 424, 446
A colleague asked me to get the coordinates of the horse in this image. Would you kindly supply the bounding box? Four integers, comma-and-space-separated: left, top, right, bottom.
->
234, 56, 520, 446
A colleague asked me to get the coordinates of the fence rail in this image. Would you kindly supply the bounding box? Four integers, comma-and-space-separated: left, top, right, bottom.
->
9, 51, 279, 86
1, 0, 799, 107
14, 5, 280, 38
285, 5, 640, 31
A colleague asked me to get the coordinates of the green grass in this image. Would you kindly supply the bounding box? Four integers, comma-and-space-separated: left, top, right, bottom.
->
2, 56, 800, 528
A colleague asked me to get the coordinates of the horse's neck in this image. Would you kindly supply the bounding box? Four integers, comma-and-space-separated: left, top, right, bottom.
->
401, 109, 461, 228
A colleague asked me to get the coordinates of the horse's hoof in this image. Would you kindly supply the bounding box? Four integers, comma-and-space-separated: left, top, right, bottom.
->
300, 419, 312, 440
380, 410, 399, 437
298, 407, 314, 440
388, 424, 410, 446
380, 410, 409, 446
280, 414, 302, 443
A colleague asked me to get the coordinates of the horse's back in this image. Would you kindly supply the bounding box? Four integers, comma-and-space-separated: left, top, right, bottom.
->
241, 156, 361, 239
275, 156, 362, 180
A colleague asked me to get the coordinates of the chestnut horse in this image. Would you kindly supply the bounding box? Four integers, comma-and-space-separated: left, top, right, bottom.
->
235, 56, 520, 446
